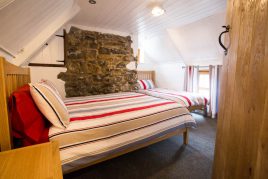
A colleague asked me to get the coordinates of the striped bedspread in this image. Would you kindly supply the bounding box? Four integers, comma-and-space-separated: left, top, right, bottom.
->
137, 88, 208, 107
48, 92, 195, 173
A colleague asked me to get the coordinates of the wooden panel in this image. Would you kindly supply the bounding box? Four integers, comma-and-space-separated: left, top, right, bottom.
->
137, 71, 155, 84
188, 105, 206, 112
0, 57, 11, 151
0, 141, 63, 178
213, 0, 268, 178
0, 57, 30, 151
28, 63, 65, 67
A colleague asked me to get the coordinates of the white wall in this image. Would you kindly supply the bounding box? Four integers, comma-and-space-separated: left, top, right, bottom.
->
29, 29, 65, 65
29, 28, 67, 98
137, 31, 185, 90
30, 67, 67, 98
154, 63, 185, 91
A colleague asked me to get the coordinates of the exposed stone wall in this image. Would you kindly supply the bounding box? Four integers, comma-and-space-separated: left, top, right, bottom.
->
58, 27, 137, 97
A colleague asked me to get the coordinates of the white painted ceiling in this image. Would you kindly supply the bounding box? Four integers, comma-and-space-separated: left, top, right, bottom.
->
168, 12, 226, 65
138, 11, 226, 65
0, 0, 15, 10
0, 0, 75, 55
142, 31, 184, 63
72, 0, 227, 65
0, 0, 79, 65
72, 0, 226, 36
0, 0, 227, 66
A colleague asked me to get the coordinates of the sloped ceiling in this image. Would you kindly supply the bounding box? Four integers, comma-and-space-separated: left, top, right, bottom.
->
139, 12, 226, 65
141, 31, 184, 64
0, 0, 79, 65
168, 12, 226, 65
72, 0, 226, 65
72, 0, 226, 37
0, 0, 226, 66
0, 0, 15, 10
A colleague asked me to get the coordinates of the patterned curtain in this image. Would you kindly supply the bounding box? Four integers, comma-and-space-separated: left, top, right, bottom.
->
183, 66, 199, 92
208, 65, 222, 118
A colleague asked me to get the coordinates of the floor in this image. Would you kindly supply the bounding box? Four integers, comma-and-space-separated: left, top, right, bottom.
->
64, 113, 217, 179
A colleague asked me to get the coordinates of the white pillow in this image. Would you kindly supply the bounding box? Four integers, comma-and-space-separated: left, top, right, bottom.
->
30, 83, 69, 129
137, 80, 155, 90
40, 79, 62, 98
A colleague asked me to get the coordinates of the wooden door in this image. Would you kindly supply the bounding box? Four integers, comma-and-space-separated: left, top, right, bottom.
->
213, 0, 268, 178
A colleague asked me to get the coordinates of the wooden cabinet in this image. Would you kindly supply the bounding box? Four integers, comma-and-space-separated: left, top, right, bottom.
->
0, 142, 63, 179
213, 0, 268, 178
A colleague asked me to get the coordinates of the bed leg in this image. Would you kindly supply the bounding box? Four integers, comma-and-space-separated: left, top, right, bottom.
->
183, 128, 189, 145
204, 105, 208, 117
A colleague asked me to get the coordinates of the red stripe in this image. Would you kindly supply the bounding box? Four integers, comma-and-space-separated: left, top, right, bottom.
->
178, 95, 192, 106
70, 101, 176, 121
148, 89, 192, 106
140, 80, 147, 89
66, 94, 146, 106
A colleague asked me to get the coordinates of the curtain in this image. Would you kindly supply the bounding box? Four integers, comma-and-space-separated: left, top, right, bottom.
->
208, 65, 222, 118
184, 66, 199, 92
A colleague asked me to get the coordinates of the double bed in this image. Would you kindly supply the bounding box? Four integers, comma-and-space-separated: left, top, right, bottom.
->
55, 92, 195, 172
0, 58, 196, 174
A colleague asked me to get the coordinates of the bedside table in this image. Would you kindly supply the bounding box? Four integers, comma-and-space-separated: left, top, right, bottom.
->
0, 141, 62, 179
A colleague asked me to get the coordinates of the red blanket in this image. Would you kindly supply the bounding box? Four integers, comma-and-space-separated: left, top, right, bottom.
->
9, 84, 49, 147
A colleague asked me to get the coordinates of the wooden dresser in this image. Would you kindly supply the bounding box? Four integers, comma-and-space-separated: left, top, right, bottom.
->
0, 141, 62, 179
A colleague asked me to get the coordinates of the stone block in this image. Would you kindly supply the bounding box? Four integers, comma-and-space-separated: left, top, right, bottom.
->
58, 26, 138, 97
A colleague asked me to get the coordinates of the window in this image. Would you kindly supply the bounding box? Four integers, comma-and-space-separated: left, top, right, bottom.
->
198, 70, 209, 98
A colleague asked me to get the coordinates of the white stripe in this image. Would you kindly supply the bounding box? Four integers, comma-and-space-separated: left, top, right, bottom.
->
147, 80, 155, 88
64, 92, 139, 103
49, 102, 179, 133
55, 115, 194, 164
68, 100, 173, 117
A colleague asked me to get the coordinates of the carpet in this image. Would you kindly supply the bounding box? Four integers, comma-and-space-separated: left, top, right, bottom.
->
64, 113, 217, 179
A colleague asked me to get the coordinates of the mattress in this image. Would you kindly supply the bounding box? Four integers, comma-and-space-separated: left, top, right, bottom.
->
137, 88, 208, 108
49, 92, 196, 173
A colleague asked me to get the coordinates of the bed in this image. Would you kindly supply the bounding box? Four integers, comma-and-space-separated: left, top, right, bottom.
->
0, 57, 196, 174
137, 71, 208, 113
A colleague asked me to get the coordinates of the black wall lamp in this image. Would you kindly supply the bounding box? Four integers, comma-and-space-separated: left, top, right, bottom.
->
219, 25, 230, 56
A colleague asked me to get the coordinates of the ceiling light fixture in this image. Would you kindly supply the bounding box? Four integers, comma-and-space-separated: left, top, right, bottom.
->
151, 6, 165, 16
89, 0, 96, 4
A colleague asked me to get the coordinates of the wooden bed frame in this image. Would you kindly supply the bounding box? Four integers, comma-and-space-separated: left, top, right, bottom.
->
0, 57, 30, 151
0, 57, 189, 173
137, 70, 156, 84
137, 70, 206, 113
